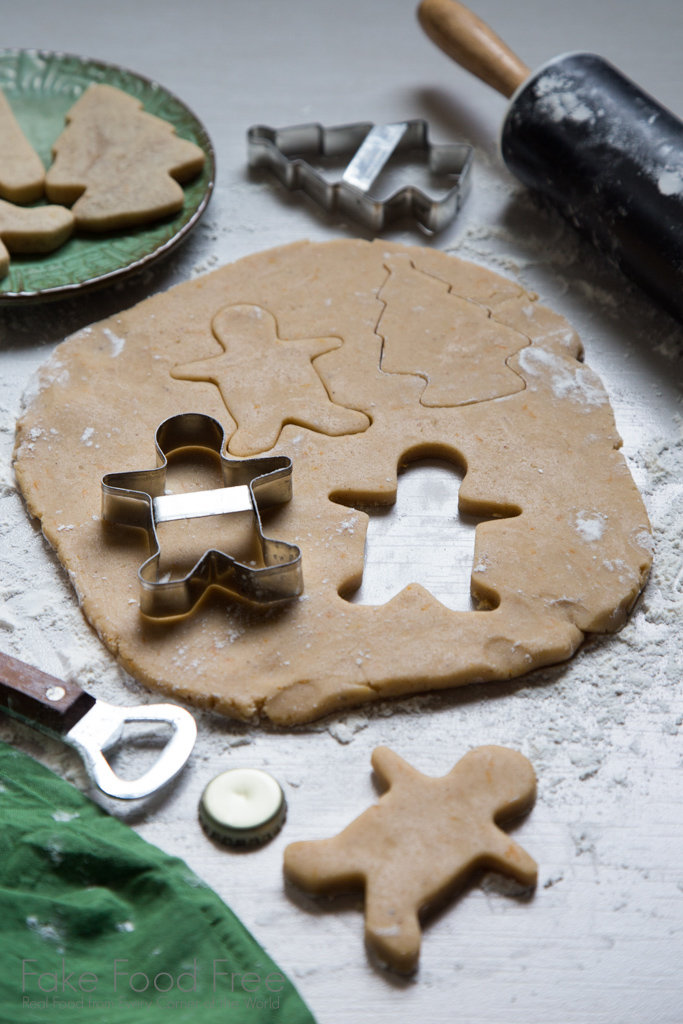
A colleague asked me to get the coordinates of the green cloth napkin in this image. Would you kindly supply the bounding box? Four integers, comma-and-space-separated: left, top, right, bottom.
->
0, 742, 316, 1024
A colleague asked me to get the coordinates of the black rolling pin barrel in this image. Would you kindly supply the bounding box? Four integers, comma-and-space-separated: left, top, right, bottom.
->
419, 0, 683, 323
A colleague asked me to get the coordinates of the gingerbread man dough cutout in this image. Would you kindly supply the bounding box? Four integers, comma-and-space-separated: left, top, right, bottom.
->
172, 303, 370, 456
284, 745, 537, 973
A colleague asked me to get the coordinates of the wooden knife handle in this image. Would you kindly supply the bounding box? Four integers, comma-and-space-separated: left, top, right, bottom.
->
417, 0, 530, 98
0, 651, 96, 735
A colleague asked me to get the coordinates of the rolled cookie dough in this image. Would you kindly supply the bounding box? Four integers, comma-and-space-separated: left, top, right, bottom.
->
14, 240, 652, 724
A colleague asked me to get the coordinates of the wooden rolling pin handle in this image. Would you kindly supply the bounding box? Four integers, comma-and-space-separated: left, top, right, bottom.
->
417, 0, 530, 98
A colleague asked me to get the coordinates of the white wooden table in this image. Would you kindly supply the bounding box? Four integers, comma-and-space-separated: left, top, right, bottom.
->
1, 2, 683, 1021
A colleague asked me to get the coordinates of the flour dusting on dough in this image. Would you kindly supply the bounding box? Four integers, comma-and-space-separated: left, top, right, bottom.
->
518, 346, 608, 408
575, 512, 606, 542
103, 327, 125, 357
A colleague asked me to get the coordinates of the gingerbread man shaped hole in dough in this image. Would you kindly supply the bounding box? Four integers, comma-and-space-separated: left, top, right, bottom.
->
346, 454, 519, 611
284, 745, 537, 973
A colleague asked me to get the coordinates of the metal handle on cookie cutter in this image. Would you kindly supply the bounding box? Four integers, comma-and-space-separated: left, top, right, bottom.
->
0, 650, 197, 800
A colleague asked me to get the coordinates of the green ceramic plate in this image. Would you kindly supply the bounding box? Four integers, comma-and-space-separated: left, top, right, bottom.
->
0, 49, 215, 302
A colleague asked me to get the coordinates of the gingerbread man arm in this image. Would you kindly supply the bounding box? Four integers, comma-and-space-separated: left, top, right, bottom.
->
370, 745, 422, 789
479, 825, 538, 887
0, 200, 74, 280
284, 835, 367, 897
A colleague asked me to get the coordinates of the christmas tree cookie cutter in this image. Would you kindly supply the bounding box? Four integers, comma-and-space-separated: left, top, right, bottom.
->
101, 413, 303, 618
247, 120, 473, 233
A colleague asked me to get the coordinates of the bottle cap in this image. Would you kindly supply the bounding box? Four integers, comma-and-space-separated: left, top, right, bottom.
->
199, 768, 286, 847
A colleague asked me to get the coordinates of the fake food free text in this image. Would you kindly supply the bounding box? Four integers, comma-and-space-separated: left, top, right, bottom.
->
22, 958, 285, 995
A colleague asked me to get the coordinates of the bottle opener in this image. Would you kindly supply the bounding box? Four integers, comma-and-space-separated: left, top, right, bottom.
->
0, 650, 197, 800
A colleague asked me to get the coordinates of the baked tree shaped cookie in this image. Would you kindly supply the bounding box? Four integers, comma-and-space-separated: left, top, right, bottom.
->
0, 199, 74, 280
284, 745, 537, 973
0, 91, 45, 203
45, 83, 206, 230
173, 303, 370, 456
378, 254, 527, 406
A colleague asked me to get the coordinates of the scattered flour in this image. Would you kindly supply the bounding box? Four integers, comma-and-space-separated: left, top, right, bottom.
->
517, 346, 608, 408
535, 74, 595, 125
575, 512, 606, 543
102, 327, 126, 357
51, 809, 79, 822
26, 916, 65, 950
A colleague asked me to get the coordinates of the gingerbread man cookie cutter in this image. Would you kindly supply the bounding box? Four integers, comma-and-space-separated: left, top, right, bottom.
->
284, 745, 537, 973
101, 413, 303, 618
247, 120, 473, 233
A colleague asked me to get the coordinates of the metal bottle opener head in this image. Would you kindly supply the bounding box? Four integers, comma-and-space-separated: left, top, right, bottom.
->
66, 699, 197, 801
0, 651, 196, 800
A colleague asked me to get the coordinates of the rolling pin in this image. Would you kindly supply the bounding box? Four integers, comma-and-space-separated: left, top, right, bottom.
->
418, 0, 683, 323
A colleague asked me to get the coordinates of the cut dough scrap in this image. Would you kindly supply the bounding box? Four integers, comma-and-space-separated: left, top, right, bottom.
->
284, 745, 537, 973
0, 90, 45, 203
0, 199, 74, 279
13, 240, 653, 724
45, 83, 206, 230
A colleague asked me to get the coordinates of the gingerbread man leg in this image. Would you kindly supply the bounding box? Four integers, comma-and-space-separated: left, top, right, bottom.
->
286, 837, 424, 971
364, 875, 423, 973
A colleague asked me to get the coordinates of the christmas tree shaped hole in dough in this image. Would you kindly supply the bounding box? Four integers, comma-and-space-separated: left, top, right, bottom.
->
284, 745, 537, 973
13, 240, 653, 724
45, 83, 206, 230
0, 90, 45, 203
0, 199, 74, 280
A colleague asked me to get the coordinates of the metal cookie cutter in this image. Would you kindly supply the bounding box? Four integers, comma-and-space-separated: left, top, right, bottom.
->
101, 413, 303, 618
0, 650, 196, 800
247, 119, 473, 233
